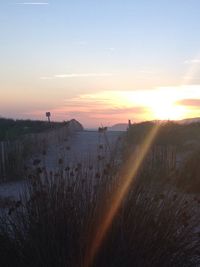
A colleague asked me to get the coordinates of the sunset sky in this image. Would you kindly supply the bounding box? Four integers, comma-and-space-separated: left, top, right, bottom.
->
0, 0, 200, 127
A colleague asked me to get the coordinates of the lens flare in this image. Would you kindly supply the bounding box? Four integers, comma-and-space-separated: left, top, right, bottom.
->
84, 123, 160, 267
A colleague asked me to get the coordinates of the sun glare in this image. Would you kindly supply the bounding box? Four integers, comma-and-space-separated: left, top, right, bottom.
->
68, 86, 199, 124
151, 102, 186, 120
118, 87, 190, 121
106, 89, 188, 121
146, 94, 187, 120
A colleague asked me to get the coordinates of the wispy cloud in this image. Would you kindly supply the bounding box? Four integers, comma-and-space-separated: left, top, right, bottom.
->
184, 59, 200, 64
40, 73, 113, 79
46, 95, 149, 126
16, 2, 49, 5
55, 73, 113, 78
176, 99, 200, 107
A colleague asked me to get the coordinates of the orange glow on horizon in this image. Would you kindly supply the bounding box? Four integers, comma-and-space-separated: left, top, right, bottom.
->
1, 86, 200, 127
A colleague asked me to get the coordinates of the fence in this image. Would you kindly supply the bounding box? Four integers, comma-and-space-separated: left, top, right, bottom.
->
146, 145, 177, 171
0, 126, 70, 182
128, 144, 177, 172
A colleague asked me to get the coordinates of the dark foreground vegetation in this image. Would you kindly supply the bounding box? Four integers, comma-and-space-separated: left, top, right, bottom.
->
127, 120, 200, 149
0, 118, 83, 182
0, 150, 199, 267
0, 118, 64, 141
126, 120, 200, 193
177, 149, 200, 193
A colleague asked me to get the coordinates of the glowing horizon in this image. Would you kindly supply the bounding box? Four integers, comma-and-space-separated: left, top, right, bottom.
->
3, 85, 198, 128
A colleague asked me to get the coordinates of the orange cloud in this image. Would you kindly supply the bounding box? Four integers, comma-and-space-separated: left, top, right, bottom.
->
177, 99, 200, 107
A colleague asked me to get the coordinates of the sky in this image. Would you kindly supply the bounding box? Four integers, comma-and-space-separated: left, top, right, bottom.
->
0, 0, 200, 127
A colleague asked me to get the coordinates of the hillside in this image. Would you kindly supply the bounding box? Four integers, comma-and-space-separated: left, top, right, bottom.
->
108, 123, 128, 131
179, 117, 200, 124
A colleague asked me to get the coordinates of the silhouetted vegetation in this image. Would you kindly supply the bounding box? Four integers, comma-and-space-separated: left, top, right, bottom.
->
0, 121, 199, 266
0, 118, 75, 182
126, 121, 200, 193
127, 121, 200, 148
0, 156, 199, 267
0, 118, 65, 141
177, 148, 200, 193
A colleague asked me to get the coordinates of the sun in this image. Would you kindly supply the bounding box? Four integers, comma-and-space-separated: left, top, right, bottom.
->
145, 91, 187, 120
133, 88, 187, 121
150, 101, 186, 120
87, 88, 189, 122
119, 88, 188, 121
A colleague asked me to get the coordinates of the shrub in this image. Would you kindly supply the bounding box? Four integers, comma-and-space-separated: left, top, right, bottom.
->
0, 161, 199, 267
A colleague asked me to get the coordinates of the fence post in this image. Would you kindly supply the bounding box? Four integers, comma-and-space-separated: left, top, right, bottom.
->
0, 142, 6, 181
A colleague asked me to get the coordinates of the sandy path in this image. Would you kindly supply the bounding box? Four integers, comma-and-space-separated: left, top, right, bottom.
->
0, 131, 122, 199
42, 130, 122, 171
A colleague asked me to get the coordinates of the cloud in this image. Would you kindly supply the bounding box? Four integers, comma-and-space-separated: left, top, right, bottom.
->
47, 105, 148, 127
176, 99, 200, 107
60, 86, 200, 122
55, 73, 113, 78
91, 107, 148, 116
58, 91, 150, 122
184, 59, 200, 64
40, 73, 113, 79
16, 2, 49, 5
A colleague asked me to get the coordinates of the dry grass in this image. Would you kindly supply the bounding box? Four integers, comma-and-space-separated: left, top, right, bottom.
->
177, 148, 200, 193
0, 153, 199, 267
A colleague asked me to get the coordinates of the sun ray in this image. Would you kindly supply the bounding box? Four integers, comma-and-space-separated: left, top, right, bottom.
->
84, 123, 161, 267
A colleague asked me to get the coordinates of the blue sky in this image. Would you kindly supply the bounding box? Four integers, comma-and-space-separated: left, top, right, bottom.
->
1, 0, 200, 126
